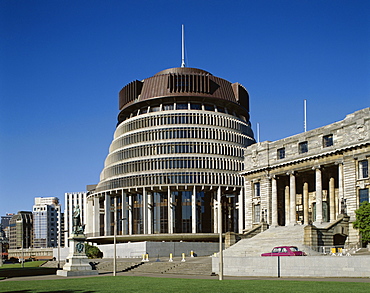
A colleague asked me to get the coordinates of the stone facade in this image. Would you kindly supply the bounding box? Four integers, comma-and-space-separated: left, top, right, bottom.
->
242, 107, 370, 246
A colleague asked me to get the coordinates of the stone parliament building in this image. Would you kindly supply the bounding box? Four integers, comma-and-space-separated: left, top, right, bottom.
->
82, 65, 369, 254
242, 107, 369, 248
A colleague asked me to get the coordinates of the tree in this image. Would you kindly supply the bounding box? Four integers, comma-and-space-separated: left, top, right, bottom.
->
353, 201, 370, 245
85, 243, 103, 259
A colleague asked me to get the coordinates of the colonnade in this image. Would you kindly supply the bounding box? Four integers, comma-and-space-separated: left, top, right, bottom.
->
86, 186, 244, 237
251, 162, 344, 228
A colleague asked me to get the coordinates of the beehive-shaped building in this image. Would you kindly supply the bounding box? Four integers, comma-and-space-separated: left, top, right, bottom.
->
86, 67, 255, 242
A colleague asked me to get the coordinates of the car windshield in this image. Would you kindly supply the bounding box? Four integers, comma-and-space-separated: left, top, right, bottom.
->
272, 248, 281, 253
290, 247, 298, 251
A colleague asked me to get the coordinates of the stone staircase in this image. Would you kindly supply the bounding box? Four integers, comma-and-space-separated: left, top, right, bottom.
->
118, 256, 212, 275
350, 248, 370, 256
93, 259, 143, 273
224, 225, 319, 257
43, 257, 213, 275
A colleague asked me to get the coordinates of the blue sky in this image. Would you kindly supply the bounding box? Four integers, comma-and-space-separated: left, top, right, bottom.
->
0, 0, 369, 216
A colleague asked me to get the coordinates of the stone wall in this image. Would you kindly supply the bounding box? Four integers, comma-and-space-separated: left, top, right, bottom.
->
97, 241, 219, 259
212, 256, 370, 278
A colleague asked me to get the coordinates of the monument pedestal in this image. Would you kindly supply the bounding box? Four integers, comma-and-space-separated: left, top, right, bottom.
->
57, 233, 98, 277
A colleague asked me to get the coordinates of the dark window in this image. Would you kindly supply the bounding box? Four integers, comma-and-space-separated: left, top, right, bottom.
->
176, 103, 188, 110
150, 105, 160, 112
216, 106, 226, 113
359, 188, 369, 204
254, 204, 260, 222
163, 104, 174, 111
140, 107, 148, 114
299, 141, 308, 154
277, 148, 285, 159
323, 134, 333, 147
254, 182, 260, 197
190, 103, 201, 110
359, 160, 368, 179
204, 104, 214, 111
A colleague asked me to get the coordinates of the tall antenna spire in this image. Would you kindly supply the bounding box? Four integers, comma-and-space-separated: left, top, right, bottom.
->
181, 24, 186, 67
304, 99, 307, 132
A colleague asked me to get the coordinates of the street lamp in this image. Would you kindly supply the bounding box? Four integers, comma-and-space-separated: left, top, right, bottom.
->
57, 230, 68, 269
218, 187, 223, 280
113, 217, 126, 276
218, 191, 235, 281
0, 232, 4, 267
112, 196, 126, 276
113, 218, 117, 277
0, 241, 2, 267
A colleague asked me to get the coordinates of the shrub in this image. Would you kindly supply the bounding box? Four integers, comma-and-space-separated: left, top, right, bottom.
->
353, 201, 370, 245
85, 243, 103, 258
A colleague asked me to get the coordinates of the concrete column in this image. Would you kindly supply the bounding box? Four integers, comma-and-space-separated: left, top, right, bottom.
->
94, 196, 100, 237
266, 177, 271, 225
315, 167, 323, 224
142, 189, 148, 234
85, 199, 93, 236
121, 191, 127, 235
147, 192, 153, 234
329, 176, 335, 222
244, 181, 253, 229
82, 193, 87, 227
303, 182, 309, 225
128, 195, 132, 235
289, 172, 297, 225
192, 186, 197, 233
337, 162, 344, 216
238, 188, 244, 233
68, 194, 73, 237
285, 185, 290, 226
104, 193, 111, 236
168, 188, 173, 234
271, 176, 278, 227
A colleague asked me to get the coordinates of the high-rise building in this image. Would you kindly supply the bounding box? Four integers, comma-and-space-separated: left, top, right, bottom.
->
1, 214, 13, 239
32, 197, 62, 248
9, 211, 32, 249
85, 67, 255, 241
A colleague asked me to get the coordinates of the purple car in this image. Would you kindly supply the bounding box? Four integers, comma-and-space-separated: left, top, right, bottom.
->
261, 246, 306, 256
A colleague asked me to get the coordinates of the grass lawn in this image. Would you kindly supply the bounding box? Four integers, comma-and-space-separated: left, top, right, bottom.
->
0, 276, 369, 293
0, 261, 45, 269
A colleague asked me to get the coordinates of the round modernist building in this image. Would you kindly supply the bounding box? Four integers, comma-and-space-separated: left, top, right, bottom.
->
86, 67, 255, 243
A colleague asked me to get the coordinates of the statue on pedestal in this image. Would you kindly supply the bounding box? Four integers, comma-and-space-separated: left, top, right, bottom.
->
57, 205, 98, 277
73, 205, 84, 234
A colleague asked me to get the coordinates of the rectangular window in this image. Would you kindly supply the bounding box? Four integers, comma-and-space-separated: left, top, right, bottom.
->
254, 182, 260, 197
253, 204, 260, 223
323, 134, 333, 147
298, 141, 308, 154
190, 103, 201, 110
204, 104, 214, 111
150, 105, 160, 112
359, 188, 369, 204
358, 160, 369, 179
277, 148, 285, 159
140, 107, 148, 114
216, 106, 226, 113
176, 103, 188, 110
163, 104, 174, 111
